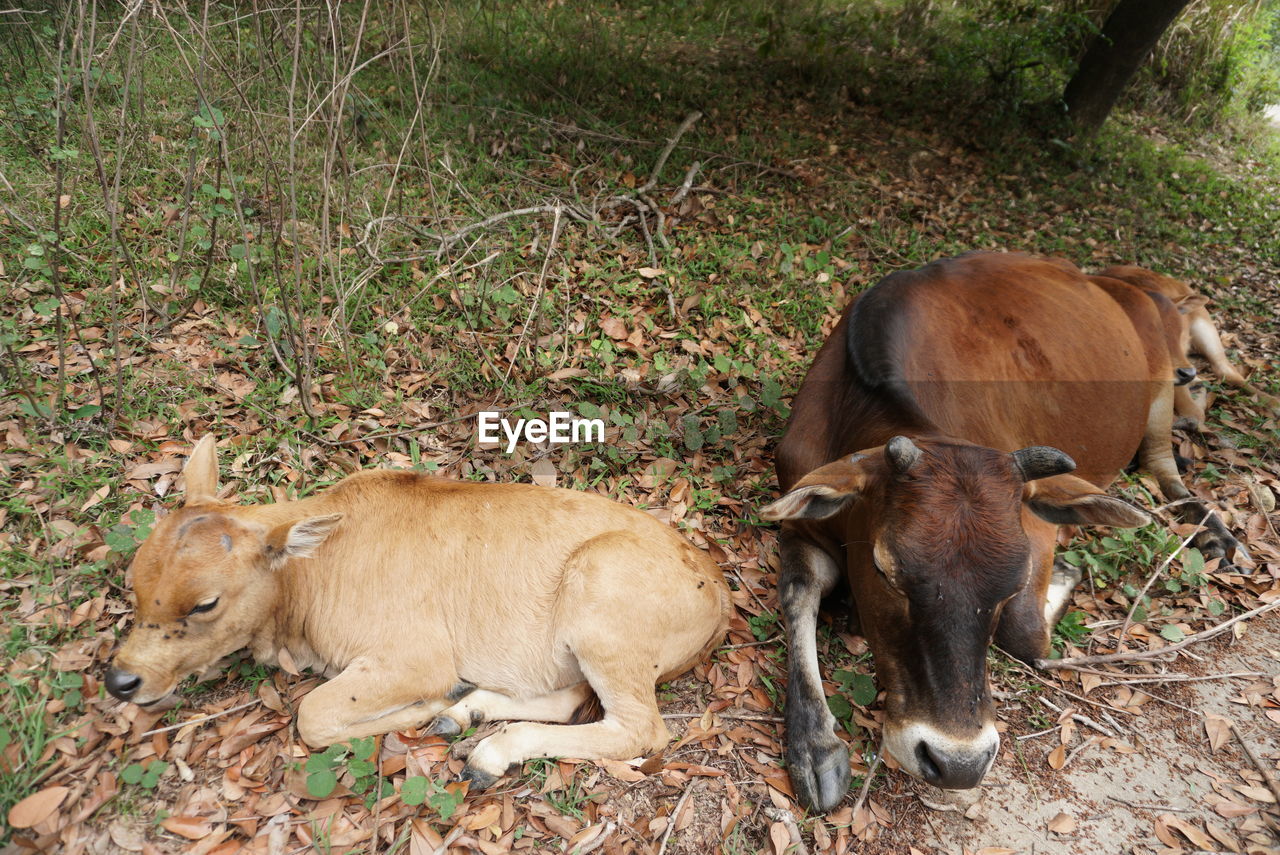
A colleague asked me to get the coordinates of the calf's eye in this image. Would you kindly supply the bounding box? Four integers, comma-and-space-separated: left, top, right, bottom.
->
189, 597, 219, 615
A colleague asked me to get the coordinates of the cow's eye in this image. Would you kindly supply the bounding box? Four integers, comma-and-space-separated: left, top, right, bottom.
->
189, 597, 219, 615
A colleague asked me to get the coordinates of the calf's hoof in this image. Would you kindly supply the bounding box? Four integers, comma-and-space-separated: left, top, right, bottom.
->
786, 731, 852, 813
427, 715, 461, 737
459, 765, 498, 790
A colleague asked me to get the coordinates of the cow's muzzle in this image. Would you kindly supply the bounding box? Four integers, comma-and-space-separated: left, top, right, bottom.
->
884, 720, 999, 789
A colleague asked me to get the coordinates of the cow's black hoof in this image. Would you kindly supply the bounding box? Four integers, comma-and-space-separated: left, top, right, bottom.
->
786, 732, 852, 813
1194, 530, 1250, 574
427, 715, 461, 737
459, 765, 498, 790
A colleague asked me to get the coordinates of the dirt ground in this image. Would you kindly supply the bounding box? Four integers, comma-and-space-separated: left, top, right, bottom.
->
913, 621, 1280, 855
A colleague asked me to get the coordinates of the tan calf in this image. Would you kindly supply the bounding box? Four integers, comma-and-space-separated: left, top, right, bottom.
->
106, 437, 730, 787
1099, 265, 1280, 429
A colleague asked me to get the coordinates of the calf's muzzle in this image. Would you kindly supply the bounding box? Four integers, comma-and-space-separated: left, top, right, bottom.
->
105, 666, 143, 701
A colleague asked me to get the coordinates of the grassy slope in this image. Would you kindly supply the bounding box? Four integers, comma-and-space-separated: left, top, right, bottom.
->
1, 1, 1278, 851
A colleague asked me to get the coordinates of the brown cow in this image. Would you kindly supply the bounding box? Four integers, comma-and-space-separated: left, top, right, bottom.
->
763, 252, 1242, 811
1099, 265, 1280, 429
106, 437, 730, 786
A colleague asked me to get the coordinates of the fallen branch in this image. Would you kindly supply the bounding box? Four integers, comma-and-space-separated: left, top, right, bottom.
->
433, 203, 588, 254
637, 111, 702, 196
1038, 598, 1280, 670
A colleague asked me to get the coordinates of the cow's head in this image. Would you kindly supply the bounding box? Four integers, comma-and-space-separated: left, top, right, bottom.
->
106, 437, 341, 705
762, 436, 1148, 789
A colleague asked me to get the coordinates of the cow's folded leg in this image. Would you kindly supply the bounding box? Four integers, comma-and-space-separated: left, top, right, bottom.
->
428, 683, 593, 737
778, 534, 850, 812
295, 659, 454, 746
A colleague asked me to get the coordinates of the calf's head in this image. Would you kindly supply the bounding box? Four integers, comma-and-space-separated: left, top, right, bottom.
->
763, 437, 1148, 789
106, 437, 341, 705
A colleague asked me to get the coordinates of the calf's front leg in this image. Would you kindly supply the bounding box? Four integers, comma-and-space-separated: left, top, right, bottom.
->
295, 657, 463, 746
779, 532, 850, 812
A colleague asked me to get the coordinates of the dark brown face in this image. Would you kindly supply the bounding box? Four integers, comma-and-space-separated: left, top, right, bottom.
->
848, 441, 1030, 788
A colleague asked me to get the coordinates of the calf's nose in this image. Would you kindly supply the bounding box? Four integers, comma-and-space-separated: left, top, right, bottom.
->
915, 736, 998, 789
105, 667, 143, 701
1175, 366, 1196, 386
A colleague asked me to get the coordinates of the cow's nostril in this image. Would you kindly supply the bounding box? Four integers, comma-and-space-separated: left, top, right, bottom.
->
915, 738, 996, 789
105, 667, 142, 701
1175, 366, 1197, 386
916, 741, 943, 783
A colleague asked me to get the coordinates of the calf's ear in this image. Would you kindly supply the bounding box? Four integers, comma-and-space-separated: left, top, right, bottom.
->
183, 435, 220, 503
1024, 475, 1151, 528
761, 453, 876, 522
265, 514, 344, 567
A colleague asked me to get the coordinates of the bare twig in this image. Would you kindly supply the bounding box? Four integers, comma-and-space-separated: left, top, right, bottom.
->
140, 698, 263, 736
1232, 721, 1280, 809
1039, 598, 1280, 670
1038, 698, 1116, 739
1061, 736, 1099, 770
1116, 508, 1214, 651
656, 782, 697, 855
852, 752, 883, 817
502, 204, 563, 388
1106, 795, 1195, 813
1093, 670, 1264, 688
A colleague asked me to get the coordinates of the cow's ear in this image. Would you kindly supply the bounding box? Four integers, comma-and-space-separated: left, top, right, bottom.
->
1025, 475, 1151, 528
1176, 294, 1209, 314
183, 436, 220, 503
265, 515, 343, 567
761, 453, 876, 522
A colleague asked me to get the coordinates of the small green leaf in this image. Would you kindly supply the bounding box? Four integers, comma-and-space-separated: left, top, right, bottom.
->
121, 763, 144, 785
827, 694, 853, 721
429, 787, 463, 821
1207, 599, 1225, 616
307, 769, 338, 798
850, 674, 877, 707
400, 776, 428, 806
1159, 625, 1185, 642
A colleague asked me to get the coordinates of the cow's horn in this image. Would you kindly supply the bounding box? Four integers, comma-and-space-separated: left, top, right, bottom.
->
885, 436, 921, 474
1012, 446, 1076, 481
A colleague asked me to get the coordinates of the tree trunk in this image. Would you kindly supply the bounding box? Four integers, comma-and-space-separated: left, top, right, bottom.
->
1062, 0, 1192, 133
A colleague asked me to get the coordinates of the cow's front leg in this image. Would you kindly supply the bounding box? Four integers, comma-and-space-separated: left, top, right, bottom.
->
295, 658, 460, 746
779, 532, 849, 812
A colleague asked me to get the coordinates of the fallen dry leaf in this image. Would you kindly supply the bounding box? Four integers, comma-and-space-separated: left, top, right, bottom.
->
1047, 811, 1076, 834
7, 785, 69, 829
1204, 713, 1234, 753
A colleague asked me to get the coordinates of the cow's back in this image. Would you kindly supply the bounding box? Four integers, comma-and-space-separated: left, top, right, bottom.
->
781, 252, 1169, 489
